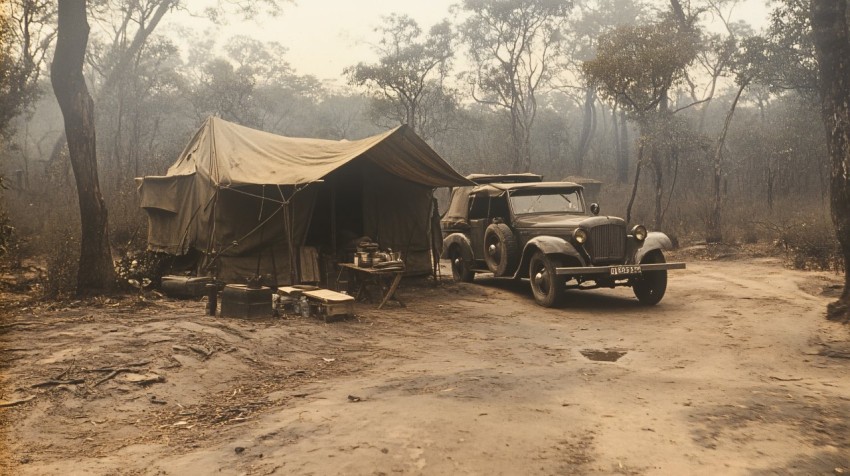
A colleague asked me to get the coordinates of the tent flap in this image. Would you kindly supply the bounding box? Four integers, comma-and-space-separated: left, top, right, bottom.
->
136, 175, 184, 213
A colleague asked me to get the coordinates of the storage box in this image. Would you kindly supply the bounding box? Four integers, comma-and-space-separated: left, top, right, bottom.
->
220, 284, 273, 318
161, 276, 213, 299
303, 289, 355, 322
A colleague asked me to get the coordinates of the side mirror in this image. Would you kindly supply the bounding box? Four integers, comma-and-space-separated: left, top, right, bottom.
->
590, 203, 600, 216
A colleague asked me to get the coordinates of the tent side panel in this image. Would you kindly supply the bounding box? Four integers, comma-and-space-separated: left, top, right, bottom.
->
362, 164, 433, 275
211, 185, 318, 284
217, 241, 291, 284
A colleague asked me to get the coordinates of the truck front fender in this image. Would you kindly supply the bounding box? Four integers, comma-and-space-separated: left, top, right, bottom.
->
515, 236, 585, 278
442, 233, 474, 261
633, 232, 673, 264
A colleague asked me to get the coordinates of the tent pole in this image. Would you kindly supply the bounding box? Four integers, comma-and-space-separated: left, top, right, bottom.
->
202, 185, 220, 277
255, 185, 266, 279
331, 187, 337, 257
430, 193, 440, 282
284, 200, 297, 285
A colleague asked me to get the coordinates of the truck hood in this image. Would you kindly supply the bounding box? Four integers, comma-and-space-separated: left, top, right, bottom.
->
513, 214, 626, 230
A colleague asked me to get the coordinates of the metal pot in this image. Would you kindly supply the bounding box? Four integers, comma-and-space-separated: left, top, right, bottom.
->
357, 251, 372, 267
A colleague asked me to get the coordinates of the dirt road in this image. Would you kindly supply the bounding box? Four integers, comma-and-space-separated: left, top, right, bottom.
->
1, 257, 849, 475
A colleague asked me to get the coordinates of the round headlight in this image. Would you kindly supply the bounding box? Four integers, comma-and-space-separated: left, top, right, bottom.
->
573, 228, 587, 244
631, 225, 647, 241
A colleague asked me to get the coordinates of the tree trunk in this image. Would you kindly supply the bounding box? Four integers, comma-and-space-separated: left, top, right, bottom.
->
575, 85, 594, 175
44, 0, 176, 183
767, 162, 774, 210
626, 140, 644, 225
652, 147, 664, 230
618, 109, 629, 183
811, 0, 850, 322
51, 0, 115, 295
651, 94, 669, 229
612, 105, 621, 173
707, 80, 748, 243
510, 107, 532, 173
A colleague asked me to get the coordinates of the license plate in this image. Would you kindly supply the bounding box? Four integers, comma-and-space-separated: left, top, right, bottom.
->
610, 265, 641, 276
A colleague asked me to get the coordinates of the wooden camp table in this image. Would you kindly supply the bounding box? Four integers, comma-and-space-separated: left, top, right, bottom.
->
337, 263, 405, 310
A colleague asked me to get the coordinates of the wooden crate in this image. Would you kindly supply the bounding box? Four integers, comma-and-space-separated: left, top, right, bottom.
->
220, 284, 273, 318
303, 289, 354, 322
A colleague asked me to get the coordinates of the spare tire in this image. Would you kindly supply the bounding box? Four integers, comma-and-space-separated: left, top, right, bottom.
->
484, 223, 519, 276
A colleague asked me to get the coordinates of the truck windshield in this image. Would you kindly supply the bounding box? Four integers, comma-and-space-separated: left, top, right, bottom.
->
509, 190, 584, 215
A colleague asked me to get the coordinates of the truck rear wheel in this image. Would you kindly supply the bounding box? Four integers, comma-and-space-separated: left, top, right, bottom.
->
449, 246, 475, 283
484, 223, 519, 276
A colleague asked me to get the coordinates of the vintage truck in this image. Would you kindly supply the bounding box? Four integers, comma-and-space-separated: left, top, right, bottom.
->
440, 174, 685, 307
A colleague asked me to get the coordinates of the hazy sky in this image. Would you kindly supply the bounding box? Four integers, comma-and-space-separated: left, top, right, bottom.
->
164, 0, 771, 83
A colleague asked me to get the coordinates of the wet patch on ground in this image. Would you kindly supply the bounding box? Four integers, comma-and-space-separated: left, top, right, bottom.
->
580, 349, 627, 362
690, 389, 850, 454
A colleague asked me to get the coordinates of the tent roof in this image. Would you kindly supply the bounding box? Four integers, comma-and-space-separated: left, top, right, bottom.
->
161, 116, 471, 188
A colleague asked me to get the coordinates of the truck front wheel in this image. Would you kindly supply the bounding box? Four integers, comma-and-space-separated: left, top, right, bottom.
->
633, 250, 667, 305
529, 251, 565, 307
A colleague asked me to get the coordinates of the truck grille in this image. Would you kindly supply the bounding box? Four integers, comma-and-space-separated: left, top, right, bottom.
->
585, 224, 626, 264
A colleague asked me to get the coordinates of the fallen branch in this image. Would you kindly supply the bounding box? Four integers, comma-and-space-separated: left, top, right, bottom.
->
127, 374, 165, 386
188, 345, 214, 360
85, 361, 150, 373
54, 359, 76, 380
0, 395, 35, 407
0, 322, 37, 330
31, 379, 85, 388
94, 368, 132, 387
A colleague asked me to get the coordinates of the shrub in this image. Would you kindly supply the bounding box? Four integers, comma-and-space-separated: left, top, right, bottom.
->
43, 227, 80, 298
114, 250, 172, 291
782, 219, 843, 272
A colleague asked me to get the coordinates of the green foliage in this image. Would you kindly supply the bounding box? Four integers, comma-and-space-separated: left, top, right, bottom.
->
460, 0, 571, 109
345, 14, 456, 139
459, 0, 574, 172
583, 18, 700, 114
201, 0, 290, 24
0, 4, 49, 139
191, 57, 258, 124
732, 0, 818, 94
567, 0, 649, 63
114, 251, 171, 291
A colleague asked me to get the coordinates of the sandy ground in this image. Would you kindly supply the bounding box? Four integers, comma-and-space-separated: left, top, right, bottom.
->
1, 256, 849, 475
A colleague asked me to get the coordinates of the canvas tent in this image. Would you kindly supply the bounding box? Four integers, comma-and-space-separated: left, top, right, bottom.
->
137, 116, 471, 284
